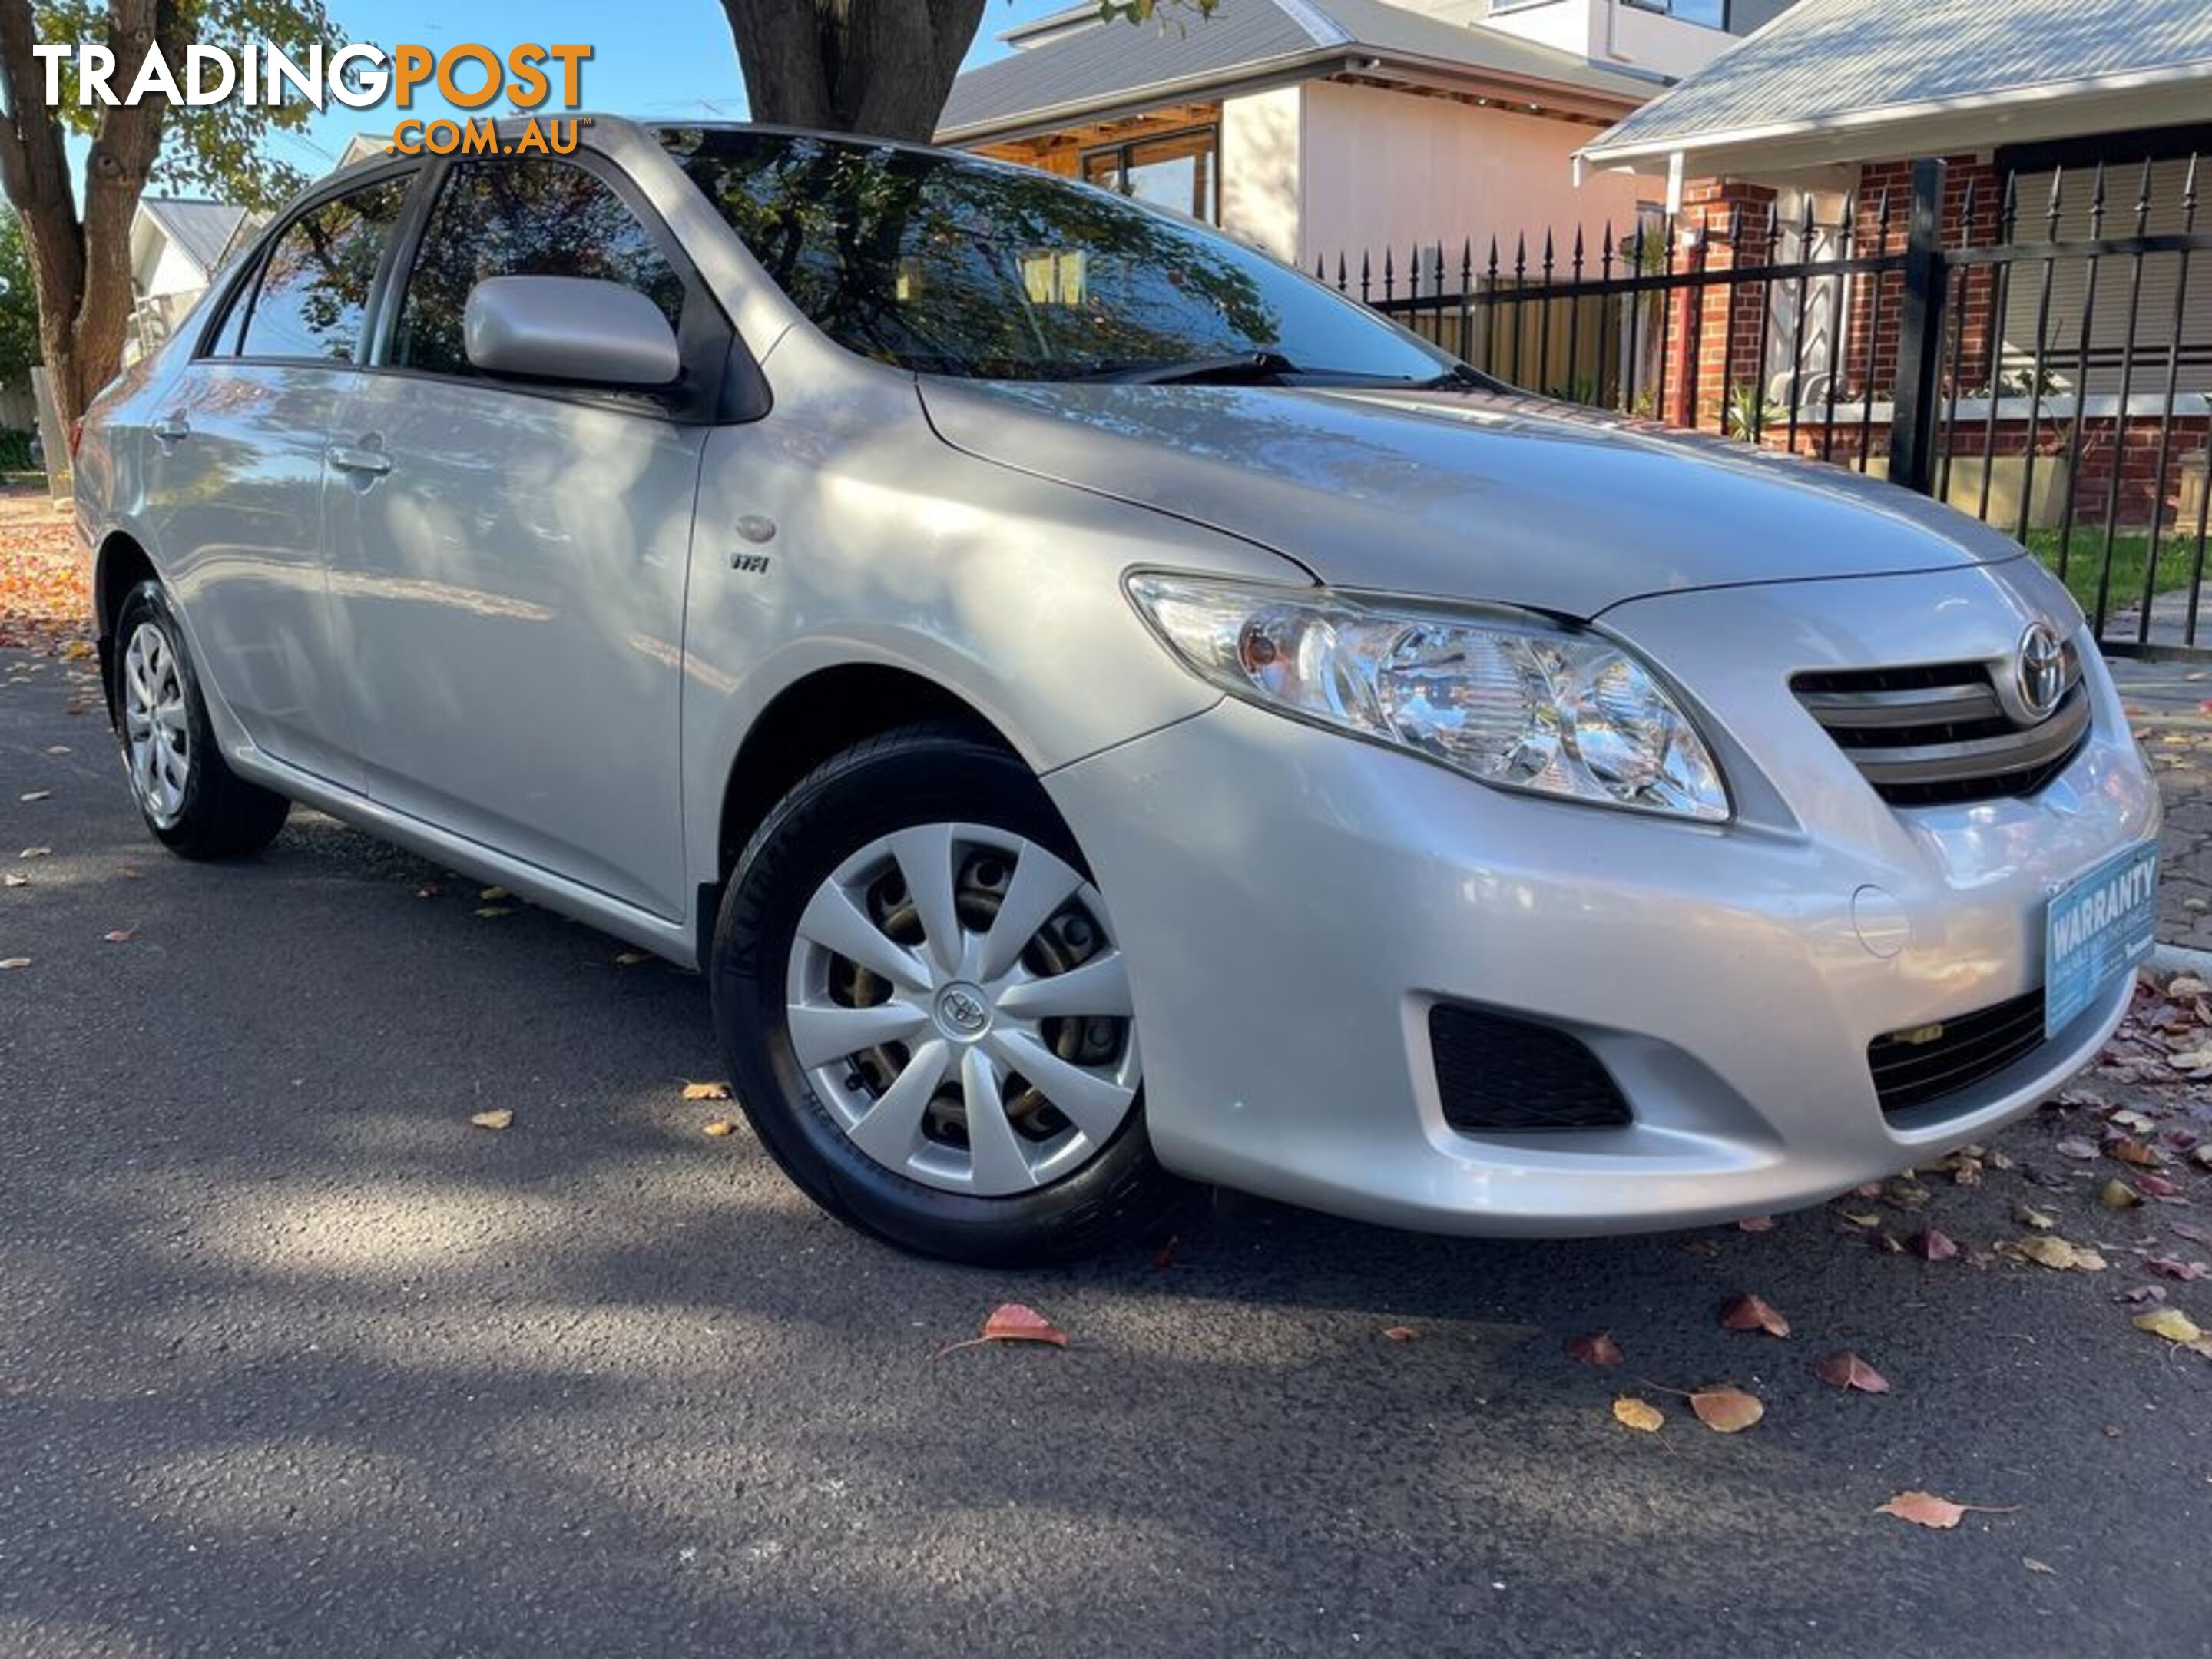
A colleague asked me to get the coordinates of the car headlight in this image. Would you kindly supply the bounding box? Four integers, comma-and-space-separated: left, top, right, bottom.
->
1125, 573, 1729, 821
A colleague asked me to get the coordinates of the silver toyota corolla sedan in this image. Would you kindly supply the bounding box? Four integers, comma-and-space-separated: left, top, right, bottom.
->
75, 118, 2161, 1263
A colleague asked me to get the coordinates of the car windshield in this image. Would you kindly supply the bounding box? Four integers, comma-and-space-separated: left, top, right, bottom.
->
662, 127, 1455, 385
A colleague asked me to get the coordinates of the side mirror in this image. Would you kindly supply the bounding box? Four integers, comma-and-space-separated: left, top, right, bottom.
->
462, 275, 681, 388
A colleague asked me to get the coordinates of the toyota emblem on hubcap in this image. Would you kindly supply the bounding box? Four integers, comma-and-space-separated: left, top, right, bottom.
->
2015, 622, 2066, 721
934, 983, 992, 1038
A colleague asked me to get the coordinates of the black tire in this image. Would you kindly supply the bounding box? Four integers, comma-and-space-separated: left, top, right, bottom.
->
111, 579, 290, 860
711, 723, 1195, 1267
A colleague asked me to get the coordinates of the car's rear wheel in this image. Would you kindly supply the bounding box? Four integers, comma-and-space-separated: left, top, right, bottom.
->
111, 580, 290, 859
711, 724, 1193, 1265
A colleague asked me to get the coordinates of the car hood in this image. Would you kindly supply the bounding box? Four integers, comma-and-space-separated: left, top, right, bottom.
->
917, 380, 2025, 618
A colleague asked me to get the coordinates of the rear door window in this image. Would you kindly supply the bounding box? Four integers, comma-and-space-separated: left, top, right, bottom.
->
229, 177, 410, 363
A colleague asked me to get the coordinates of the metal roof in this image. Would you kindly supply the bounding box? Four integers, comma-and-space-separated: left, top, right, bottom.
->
938, 0, 1661, 144
1582, 0, 2212, 167
136, 197, 247, 279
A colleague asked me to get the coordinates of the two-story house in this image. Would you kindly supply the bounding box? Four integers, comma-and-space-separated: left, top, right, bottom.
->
937, 0, 1790, 275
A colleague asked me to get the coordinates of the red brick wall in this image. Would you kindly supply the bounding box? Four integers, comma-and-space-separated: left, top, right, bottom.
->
1843, 156, 2002, 402
1760, 414, 2210, 531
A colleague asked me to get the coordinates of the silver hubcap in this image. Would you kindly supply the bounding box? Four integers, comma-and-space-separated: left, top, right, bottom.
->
786, 823, 1141, 1197
122, 621, 190, 828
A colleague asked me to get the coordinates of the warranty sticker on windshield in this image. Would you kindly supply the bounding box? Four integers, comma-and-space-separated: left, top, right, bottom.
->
2045, 842, 2157, 1038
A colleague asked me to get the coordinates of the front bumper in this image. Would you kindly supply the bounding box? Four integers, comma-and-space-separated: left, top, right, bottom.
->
1045, 562, 2160, 1235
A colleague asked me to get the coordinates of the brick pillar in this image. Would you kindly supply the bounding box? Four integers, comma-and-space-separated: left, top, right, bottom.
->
1660, 179, 1778, 432
1844, 154, 1994, 404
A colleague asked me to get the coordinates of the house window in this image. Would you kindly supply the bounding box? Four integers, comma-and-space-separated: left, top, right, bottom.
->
1081, 127, 1217, 224
1620, 0, 1728, 26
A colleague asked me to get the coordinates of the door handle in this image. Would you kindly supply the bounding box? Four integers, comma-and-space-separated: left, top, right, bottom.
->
151, 415, 190, 443
327, 443, 392, 478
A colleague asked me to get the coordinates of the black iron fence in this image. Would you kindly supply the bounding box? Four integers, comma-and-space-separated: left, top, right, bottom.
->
1323, 154, 2212, 657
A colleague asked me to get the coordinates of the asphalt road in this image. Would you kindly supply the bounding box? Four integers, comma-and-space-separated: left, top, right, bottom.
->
3, 644, 2210, 1659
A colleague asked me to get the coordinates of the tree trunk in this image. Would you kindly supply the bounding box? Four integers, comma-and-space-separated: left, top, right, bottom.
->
0, 0, 180, 426
721, 0, 988, 144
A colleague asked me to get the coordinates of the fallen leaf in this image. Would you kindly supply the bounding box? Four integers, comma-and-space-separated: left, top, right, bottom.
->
2012, 1236, 2107, 1271
1612, 1396, 1664, 1432
1837, 1210, 1883, 1229
469, 1108, 515, 1131
1949, 1157, 1984, 1187
2143, 1257, 2210, 1282
2101, 1177, 2144, 1210
478, 886, 509, 902
1987, 1148, 2016, 1171
2134, 1173, 2185, 1200
614, 950, 650, 966
2016, 1204, 2058, 1231
1719, 1293, 1790, 1337
2055, 1137, 2100, 1161
2109, 1108, 2159, 1134
2118, 1284, 2167, 1307
1381, 1326, 1418, 1343
1565, 1332, 1623, 1367
101, 927, 136, 945
2, 873, 25, 887
1736, 1215, 1775, 1233
700, 1118, 735, 1138
2131, 1306, 2205, 1346
1853, 1181, 1886, 1199
474, 905, 515, 919
17, 790, 50, 803
1870, 1230, 1906, 1255
414, 884, 442, 899
43, 744, 68, 756
2107, 1136, 2165, 1168
0, 956, 28, 969
2169, 975, 2209, 999
1816, 1351, 1892, 1393
2169, 1220, 2212, 1247
1151, 1236, 1180, 1271
681, 1081, 732, 1101
1879, 1491, 2016, 1529
16, 846, 51, 860
935, 1303, 1069, 1359
1689, 1384, 1764, 1432
2171, 1048, 2212, 1072
1909, 1228, 1959, 1262
2022, 1557, 2057, 1576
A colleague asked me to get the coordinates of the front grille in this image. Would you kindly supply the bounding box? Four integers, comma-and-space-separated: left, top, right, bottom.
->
1429, 1005, 1631, 1132
1793, 654, 2089, 807
1868, 988, 2047, 1117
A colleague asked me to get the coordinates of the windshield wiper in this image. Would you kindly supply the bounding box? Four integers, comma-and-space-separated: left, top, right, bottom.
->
1419, 363, 1508, 392
1075, 350, 1303, 386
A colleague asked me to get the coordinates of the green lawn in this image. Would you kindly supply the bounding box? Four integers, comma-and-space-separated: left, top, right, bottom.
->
2023, 525, 2207, 621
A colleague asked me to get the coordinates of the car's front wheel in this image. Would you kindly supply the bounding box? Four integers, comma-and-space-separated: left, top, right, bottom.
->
111, 579, 290, 859
711, 724, 1192, 1265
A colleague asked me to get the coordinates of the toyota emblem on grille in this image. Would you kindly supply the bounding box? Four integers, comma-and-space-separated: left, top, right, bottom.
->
2015, 623, 2066, 720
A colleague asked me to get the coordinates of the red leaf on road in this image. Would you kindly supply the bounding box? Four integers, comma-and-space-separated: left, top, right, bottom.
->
1689, 1384, 1764, 1432
1909, 1228, 1959, 1261
1877, 1490, 2018, 1529
1565, 1332, 1623, 1367
934, 1303, 1069, 1359
1736, 1215, 1776, 1233
1719, 1293, 1790, 1337
1815, 1351, 1892, 1393
2143, 1257, 2210, 1282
